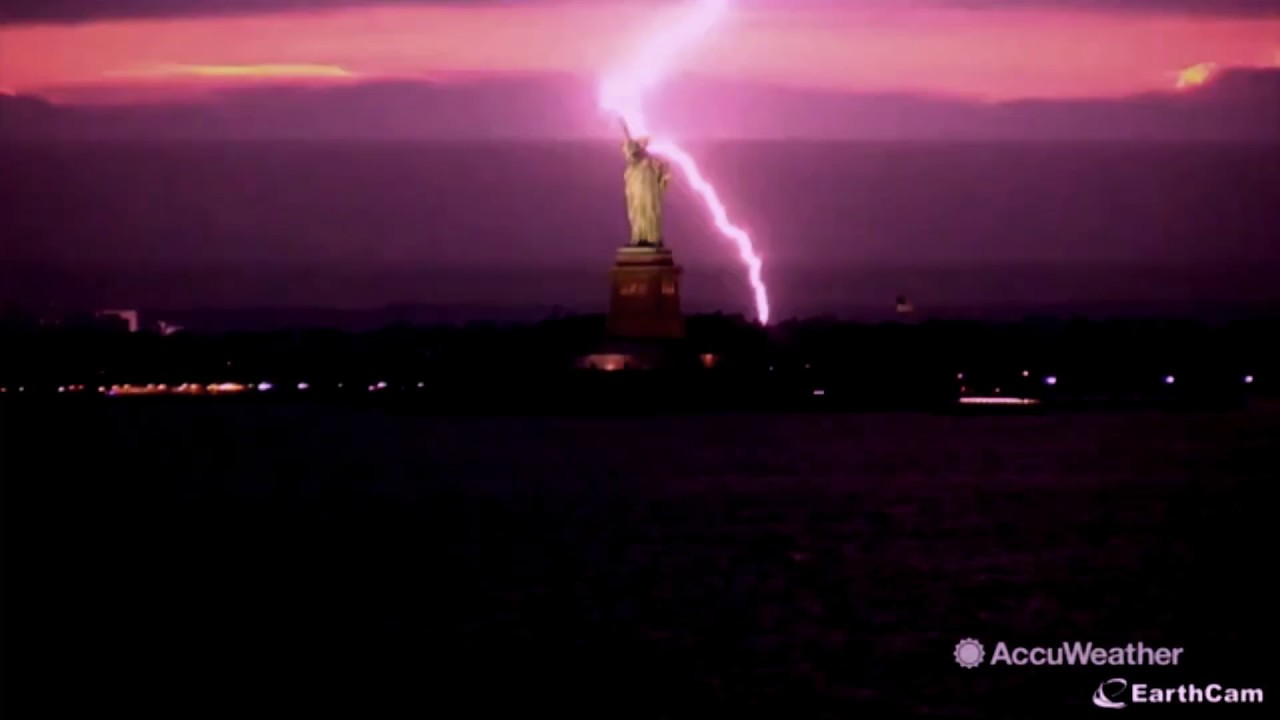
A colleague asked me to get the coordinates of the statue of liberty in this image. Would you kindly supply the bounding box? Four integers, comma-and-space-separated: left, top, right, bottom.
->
620, 120, 671, 247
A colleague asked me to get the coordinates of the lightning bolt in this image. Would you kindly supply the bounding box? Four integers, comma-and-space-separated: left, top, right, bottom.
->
600, 0, 770, 325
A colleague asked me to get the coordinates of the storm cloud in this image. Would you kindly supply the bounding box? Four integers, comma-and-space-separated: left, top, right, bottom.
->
3, 67, 1276, 141
3, 0, 1279, 25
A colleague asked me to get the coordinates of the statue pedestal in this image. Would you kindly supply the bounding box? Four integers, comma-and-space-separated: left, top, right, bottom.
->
607, 246, 685, 339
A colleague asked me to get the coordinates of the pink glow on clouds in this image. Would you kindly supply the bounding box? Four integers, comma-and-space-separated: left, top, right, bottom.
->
602, 0, 770, 324
601, 0, 727, 136
1, 2, 1278, 101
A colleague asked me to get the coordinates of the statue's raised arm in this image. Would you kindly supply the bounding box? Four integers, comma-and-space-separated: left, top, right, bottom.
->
619, 118, 645, 161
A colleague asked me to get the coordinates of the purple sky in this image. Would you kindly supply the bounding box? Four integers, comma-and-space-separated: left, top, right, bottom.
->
2, 0, 1278, 140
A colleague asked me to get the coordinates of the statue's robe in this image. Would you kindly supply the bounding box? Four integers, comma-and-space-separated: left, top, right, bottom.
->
623, 145, 670, 245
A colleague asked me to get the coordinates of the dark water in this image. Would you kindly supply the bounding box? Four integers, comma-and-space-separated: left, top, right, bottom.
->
3, 141, 1279, 319
6, 400, 1274, 717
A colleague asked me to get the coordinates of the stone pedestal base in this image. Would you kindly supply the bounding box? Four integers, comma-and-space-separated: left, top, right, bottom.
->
607, 246, 685, 339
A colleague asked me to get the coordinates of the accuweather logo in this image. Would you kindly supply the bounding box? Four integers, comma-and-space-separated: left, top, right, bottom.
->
952, 638, 1184, 667
954, 639, 985, 668
1092, 678, 1265, 709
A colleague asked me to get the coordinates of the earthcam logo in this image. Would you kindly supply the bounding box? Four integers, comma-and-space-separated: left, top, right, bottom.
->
952, 639, 1183, 667
1092, 678, 1264, 709
1093, 678, 1129, 708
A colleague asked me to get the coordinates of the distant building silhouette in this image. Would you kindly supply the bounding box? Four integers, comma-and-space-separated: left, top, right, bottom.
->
96, 309, 139, 332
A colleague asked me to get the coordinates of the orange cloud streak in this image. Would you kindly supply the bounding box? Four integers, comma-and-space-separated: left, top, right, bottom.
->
104, 63, 355, 79
1, 2, 1278, 102
1175, 61, 1218, 89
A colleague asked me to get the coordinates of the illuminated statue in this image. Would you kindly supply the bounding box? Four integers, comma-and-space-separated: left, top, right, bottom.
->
620, 120, 671, 247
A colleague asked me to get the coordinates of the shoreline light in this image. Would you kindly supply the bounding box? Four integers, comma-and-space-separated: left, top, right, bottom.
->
959, 397, 1040, 406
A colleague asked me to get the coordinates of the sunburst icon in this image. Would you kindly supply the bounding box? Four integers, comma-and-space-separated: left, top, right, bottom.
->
954, 638, 985, 668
